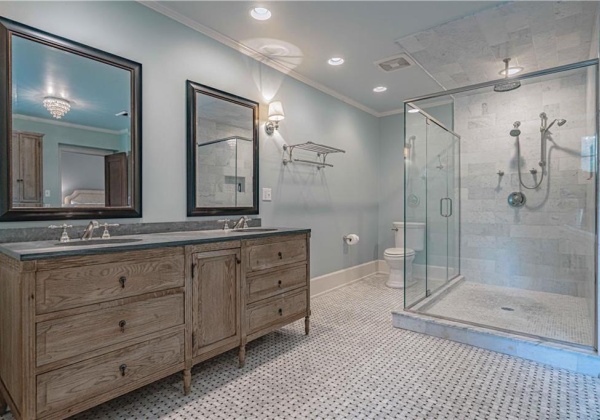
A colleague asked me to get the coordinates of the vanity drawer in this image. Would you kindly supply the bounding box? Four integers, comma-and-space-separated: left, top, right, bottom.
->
36, 292, 184, 366
36, 249, 185, 313
37, 331, 184, 417
247, 288, 307, 335
247, 264, 307, 303
246, 236, 307, 272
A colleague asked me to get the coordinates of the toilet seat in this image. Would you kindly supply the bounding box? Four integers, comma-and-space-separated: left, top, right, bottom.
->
384, 247, 415, 257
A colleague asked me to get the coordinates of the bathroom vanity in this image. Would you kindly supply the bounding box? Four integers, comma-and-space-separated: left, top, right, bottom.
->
0, 228, 310, 420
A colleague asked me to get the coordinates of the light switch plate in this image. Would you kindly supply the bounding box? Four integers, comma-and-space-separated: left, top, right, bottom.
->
262, 188, 272, 201
45, 190, 51, 197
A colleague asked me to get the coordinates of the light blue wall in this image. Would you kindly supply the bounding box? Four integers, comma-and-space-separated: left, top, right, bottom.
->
378, 114, 404, 255
0, 1, 380, 277
12, 118, 124, 207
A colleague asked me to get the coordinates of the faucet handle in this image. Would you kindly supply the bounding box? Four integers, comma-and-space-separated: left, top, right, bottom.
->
218, 219, 231, 230
49, 224, 73, 243
100, 223, 120, 239
243, 217, 251, 229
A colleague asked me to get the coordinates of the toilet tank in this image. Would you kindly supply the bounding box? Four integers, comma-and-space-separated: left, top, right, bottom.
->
393, 222, 426, 251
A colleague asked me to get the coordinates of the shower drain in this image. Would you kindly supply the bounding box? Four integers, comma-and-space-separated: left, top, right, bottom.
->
501, 307, 515, 311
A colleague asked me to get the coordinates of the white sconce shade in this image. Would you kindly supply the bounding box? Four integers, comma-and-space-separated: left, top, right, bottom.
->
268, 101, 285, 122
266, 101, 285, 135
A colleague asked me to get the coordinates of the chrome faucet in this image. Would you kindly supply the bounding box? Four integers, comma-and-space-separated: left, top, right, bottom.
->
232, 216, 251, 230
81, 220, 100, 240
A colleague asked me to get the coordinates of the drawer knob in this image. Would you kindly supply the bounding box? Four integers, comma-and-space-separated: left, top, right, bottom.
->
278, 308, 283, 316
119, 364, 127, 377
278, 280, 282, 287
119, 320, 127, 333
119, 276, 127, 288
278, 251, 283, 259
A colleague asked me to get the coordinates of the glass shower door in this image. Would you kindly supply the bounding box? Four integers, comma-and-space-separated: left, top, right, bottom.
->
426, 120, 460, 296
404, 110, 460, 308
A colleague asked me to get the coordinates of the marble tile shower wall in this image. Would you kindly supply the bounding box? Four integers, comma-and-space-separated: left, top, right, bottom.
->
455, 69, 596, 298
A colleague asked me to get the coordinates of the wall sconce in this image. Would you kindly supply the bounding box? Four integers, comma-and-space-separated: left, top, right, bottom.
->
265, 101, 285, 135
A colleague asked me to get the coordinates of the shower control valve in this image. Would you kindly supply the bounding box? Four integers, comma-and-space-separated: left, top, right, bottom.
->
497, 170, 505, 177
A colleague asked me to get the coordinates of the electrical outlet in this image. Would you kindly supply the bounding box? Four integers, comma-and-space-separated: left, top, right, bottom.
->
262, 188, 272, 201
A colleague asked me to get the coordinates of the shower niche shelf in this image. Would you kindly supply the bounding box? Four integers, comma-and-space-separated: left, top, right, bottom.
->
282, 141, 346, 169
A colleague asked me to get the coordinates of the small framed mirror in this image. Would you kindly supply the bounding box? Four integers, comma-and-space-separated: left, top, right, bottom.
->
0, 17, 142, 221
187, 81, 259, 216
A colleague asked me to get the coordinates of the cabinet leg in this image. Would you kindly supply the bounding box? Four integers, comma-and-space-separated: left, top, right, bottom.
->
183, 369, 192, 396
238, 344, 246, 368
305, 316, 310, 335
0, 390, 7, 415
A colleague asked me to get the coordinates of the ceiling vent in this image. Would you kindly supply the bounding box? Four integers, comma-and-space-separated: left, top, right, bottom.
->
374, 54, 414, 73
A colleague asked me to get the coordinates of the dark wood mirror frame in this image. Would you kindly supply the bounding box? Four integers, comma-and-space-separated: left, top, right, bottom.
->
186, 81, 259, 217
0, 17, 142, 221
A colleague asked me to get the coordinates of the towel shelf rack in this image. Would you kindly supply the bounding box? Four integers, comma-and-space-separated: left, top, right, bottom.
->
282, 141, 345, 169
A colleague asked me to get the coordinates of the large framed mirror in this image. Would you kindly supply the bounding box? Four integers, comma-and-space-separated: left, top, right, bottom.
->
0, 17, 142, 221
187, 81, 259, 216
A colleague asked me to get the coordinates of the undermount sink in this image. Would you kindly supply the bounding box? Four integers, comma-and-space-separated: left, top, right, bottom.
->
55, 238, 143, 246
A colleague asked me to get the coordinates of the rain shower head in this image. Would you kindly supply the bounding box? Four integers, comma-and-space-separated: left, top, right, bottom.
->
557, 119, 567, 126
510, 121, 521, 137
494, 58, 521, 92
494, 80, 521, 92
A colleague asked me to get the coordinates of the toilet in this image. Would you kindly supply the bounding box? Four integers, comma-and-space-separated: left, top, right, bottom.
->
384, 222, 426, 289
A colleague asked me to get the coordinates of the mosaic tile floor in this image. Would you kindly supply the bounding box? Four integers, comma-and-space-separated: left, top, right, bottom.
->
3, 274, 600, 419
421, 281, 594, 346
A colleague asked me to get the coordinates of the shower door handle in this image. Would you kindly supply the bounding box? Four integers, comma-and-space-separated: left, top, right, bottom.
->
440, 198, 452, 218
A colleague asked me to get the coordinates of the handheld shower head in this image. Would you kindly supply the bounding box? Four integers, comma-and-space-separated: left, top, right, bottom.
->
545, 118, 567, 132
510, 121, 521, 137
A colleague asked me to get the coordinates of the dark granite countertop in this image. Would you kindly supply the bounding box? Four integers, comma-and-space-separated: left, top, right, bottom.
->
0, 228, 311, 261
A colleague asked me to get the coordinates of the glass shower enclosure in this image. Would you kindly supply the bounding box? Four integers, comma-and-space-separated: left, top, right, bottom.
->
402, 59, 599, 349
404, 106, 460, 308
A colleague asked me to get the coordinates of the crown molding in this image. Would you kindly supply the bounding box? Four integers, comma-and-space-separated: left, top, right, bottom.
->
13, 114, 126, 135
139, 1, 383, 117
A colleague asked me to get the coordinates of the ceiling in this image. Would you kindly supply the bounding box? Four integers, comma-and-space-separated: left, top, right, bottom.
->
12, 34, 131, 132
396, 1, 599, 90
144, 1, 506, 116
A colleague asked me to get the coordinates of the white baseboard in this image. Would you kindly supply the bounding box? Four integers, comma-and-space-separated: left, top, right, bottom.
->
312, 260, 450, 298
311, 260, 381, 297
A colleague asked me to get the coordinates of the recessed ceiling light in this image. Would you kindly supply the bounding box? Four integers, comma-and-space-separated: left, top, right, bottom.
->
499, 66, 524, 76
250, 7, 271, 21
328, 57, 344, 66
407, 108, 420, 113
373, 86, 387, 93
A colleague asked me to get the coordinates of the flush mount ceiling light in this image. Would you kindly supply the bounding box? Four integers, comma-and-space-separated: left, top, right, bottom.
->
250, 7, 271, 21
407, 108, 420, 113
498, 57, 523, 76
373, 86, 387, 93
42, 96, 71, 119
328, 57, 344, 66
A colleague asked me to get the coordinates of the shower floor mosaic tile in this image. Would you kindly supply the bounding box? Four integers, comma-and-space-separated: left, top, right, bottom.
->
3, 274, 600, 419
421, 280, 594, 346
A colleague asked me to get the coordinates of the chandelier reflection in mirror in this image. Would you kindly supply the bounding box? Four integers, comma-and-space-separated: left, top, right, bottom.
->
42, 96, 71, 119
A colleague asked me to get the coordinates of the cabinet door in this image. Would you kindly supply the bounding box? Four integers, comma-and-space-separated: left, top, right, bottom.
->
192, 249, 241, 358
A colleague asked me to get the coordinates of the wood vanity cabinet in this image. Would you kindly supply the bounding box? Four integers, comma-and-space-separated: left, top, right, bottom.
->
0, 231, 310, 419
0, 248, 187, 420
